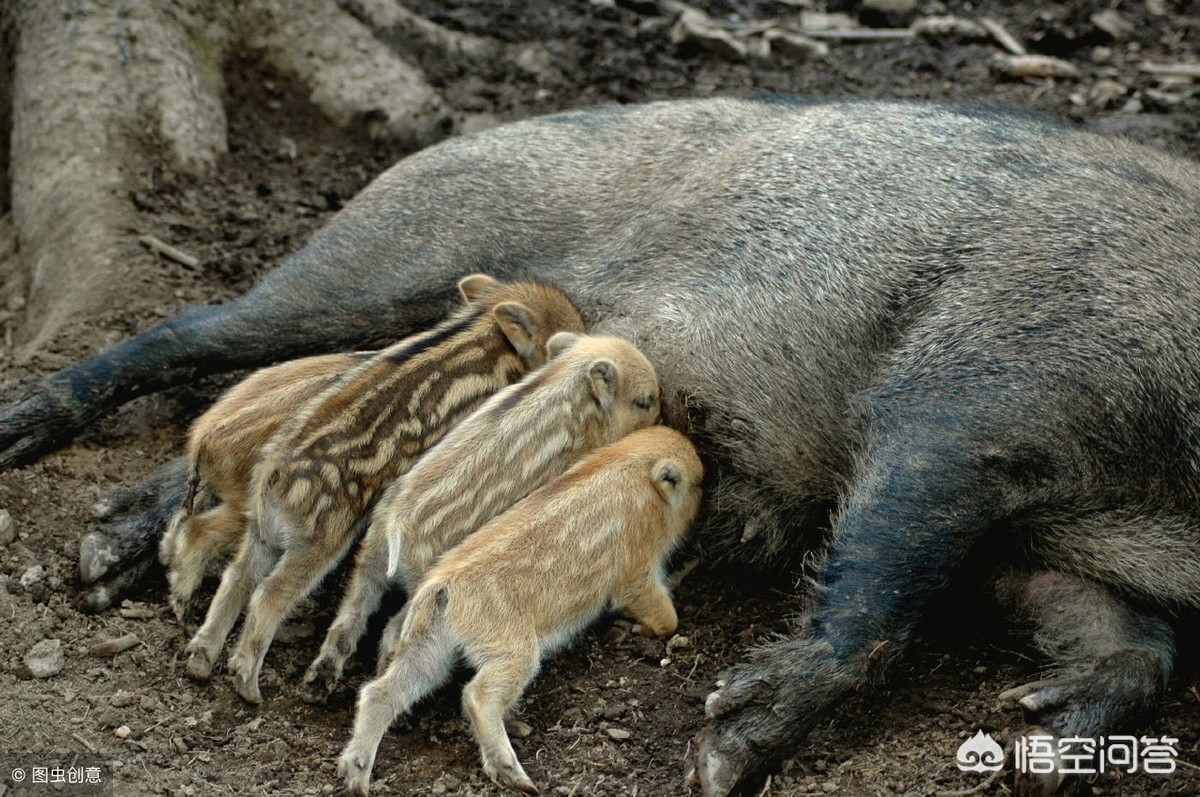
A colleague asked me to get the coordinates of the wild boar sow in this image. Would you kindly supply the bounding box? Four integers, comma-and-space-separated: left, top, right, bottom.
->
2, 97, 1199, 794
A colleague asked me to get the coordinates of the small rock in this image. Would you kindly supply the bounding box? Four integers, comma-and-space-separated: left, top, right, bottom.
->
114, 725, 132, 739
1091, 10, 1132, 41
0, 510, 14, 546
1089, 79, 1128, 108
25, 638, 65, 678
506, 719, 534, 739
19, 564, 45, 588
670, 8, 747, 59
110, 689, 137, 708
666, 634, 691, 652
605, 727, 632, 740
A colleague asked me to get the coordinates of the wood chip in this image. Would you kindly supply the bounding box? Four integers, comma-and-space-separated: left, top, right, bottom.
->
979, 17, 1026, 56
993, 54, 1080, 80
1139, 62, 1200, 79
137, 234, 201, 269
669, 7, 747, 59
90, 634, 141, 657
803, 27, 912, 41
910, 16, 988, 40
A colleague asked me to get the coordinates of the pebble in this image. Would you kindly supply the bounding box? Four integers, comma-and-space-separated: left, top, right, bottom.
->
0, 509, 15, 546
666, 634, 691, 652
20, 564, 45, 588
25, 638, 65, 678
605, 727, 632, 740
506, 719, 533, 739
114, 725, 132, 739
110, 690, 137, 707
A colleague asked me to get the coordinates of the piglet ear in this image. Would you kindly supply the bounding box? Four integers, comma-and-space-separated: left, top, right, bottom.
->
588, 359, 618, 410
651, 459, 683, 502
457, 274, 501, 303
493, 301, 540, 362
547, 331, 582, 359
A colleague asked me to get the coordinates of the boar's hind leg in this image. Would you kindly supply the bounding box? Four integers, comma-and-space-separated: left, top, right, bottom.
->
694, 412, 1013, 797
997, 569, 1174, 797
0, 238, 465, 472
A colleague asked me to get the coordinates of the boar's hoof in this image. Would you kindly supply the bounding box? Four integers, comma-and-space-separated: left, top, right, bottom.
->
1011, 726, 1067, 797
703, 666, 776, 720
0, 383, 79, 470
79, 532, 121, 584
688, 726, 771, 797
77, 584, 114, 614
999, 648, 1165, 738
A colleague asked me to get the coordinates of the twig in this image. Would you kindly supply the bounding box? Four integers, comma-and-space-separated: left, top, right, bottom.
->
137, 233, 201, 268
980, 17, 1026, 56
1139, 62, 1200, 79
90, 634, 141, 657
71, 732, 99, 754
804, 28, 914, 41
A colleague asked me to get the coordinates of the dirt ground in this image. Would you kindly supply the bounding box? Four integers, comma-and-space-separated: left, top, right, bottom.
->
1, 1, 1199, 795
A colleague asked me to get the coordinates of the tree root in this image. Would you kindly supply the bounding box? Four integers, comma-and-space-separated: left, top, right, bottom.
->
5, 0, 542, 355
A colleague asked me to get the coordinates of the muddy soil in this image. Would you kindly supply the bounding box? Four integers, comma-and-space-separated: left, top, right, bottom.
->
1, 1, 1198, 795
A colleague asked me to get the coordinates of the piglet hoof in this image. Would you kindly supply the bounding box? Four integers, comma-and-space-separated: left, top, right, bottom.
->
185, 643, 216, 681
337, 749, 372, 796
231, 667, 263, 704
299, 660, 339, 704
168, 593, 193, 627
484, 761, 538, 794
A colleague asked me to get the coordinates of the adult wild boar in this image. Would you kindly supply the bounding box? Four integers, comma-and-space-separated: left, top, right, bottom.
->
1, 97, 1198, 795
